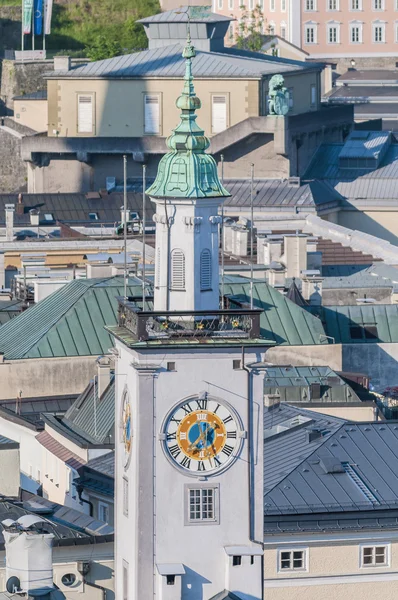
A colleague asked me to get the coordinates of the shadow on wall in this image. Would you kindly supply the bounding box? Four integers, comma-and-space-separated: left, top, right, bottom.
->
182, 566, 210, 600
337, 200, 398, 247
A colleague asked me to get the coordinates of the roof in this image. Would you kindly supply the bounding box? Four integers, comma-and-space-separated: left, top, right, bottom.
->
286, 278, 308, 307
36, 430, 85, 470
310, 304, 398, 344
0, 276, 152, 359
223, 278, 326, 346
62, 376, 115, 444
85, 452, 114, 478
47, 43, 316, 80
327, 85, 398, 99
0, 192, 149, 227
263, 365, 363, 404
338, 69, 398, 84
0, 394, 76, 426
0, 300, 23, 325
13, 90, 47, 101
338, 131, 390, 161
209, 592, 241, 600
321, 264, 393, 290
137, 6, 233, 23
264, 417, 398, 519
77, 452, 114, 497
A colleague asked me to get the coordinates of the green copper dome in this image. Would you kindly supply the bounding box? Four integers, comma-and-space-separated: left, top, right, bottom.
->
146, 34, 230, 200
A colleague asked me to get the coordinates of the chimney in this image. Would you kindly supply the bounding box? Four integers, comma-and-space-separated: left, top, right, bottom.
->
120, 205, 130, 225
223, 221, 234, 253
29, 208, 39, 227
231, 225, 249, 257
267, 263, 286, 288
54, 56, 71, 71
97, 356, 111, 399
3, 518, 54, 595
301, 272, 323, 306
263, 239, 283, 265
16, 193, 24, 216
282, 235, 307, 278
264, 393, 281, 411
5, 204, 15, 242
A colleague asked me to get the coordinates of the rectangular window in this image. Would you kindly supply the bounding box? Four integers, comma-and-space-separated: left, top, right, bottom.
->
350, 25, 362, 42
305, 0, 316, 10
373, 0, 383, 9
218, 0, 223, 8
98, 502, 110, 523
249, 0, 254, 9
305, 25, 317, 44
229, 0, 233, 8
278, 549, 307, 571
280, 25, 287, 38
89, 212, 99, 220
373, 24, 385, 42
310, 84, 316, 106
144, 94, 160, 134
328, 0, 338, 9
123, 561, 129, 600
361, 545, 388, 567
350, 0, 362, 9
123, 476, 129, 517
77, 94, 94, 134
211, 95, 227, 133
270, 0, 275, 10
281, 0, 286, 10
185, 484, 219, 525
328, 25, 339, 43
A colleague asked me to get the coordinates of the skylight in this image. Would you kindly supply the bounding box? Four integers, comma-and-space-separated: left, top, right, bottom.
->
264, 415, 313, 440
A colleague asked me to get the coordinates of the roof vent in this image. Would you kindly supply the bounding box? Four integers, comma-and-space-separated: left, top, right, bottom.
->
306, 428, 323, 443
288, 177, 301, 188
85, 192, 101, 200
319, 456, 345, 474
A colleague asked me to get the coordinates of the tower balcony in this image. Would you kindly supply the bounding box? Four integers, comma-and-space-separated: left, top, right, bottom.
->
116, 297, 262, 342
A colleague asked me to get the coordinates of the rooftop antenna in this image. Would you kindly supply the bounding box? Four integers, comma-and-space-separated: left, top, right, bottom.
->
123, 154, 128, 300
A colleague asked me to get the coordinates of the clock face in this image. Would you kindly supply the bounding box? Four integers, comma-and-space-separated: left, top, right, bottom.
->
163, 397, 242, 475
122, 391, 132, 468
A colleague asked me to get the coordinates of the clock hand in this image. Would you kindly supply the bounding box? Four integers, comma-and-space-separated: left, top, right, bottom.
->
187, 423, 208, 452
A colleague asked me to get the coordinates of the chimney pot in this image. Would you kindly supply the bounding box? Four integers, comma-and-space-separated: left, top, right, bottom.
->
264, 393, 281, 411
54, 56, 71, 72
96, 356, 112, 399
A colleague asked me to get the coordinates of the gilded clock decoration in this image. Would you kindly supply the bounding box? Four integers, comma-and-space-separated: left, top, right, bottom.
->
163, 396, 241, 475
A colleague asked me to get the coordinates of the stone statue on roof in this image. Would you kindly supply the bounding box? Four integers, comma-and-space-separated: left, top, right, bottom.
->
268, 74, 290, 116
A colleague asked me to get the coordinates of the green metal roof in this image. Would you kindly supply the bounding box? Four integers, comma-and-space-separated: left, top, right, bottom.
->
0, 277, 150, 360
224, 279, 326, 345
309, 304, 398, 344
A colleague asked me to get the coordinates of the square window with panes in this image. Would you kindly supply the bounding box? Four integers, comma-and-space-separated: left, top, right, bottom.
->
305, 25, 316, 43
350, 25, 361, 42
328, 25, 338, 43
361, 545, 388, 567
279, 549, 306, 571
305, 0, 316, 10
189, 488, 215, 522
373, 25, 384, 42
351, 0, 361, 9
328, 0, 338, 9
373, 0, 383, 9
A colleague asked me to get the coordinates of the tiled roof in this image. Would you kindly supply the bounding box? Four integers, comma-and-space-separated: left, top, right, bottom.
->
0, 276, 152, 359
63, 376, 115, 444
48, 44, 314, 80
264, 415, 398, 517
36, 430, 84, 470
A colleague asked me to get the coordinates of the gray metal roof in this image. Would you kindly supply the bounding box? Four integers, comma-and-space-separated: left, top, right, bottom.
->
338, 131, 390, 160
86, 452, 114, 478
327, 85, 398, 99
137, 6, 233, 23
338, 69, 398, 84
48, 43, 314, 80
264, 418, 398, 517
321, 264, 394, 290
63, 376, 115, 445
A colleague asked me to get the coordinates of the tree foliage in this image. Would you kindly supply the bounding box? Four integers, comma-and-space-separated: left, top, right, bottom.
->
235, 4, 265, 52
85, 37, 123, 61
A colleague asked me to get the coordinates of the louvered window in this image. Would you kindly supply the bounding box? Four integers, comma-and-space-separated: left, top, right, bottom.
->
212, 95, 227, 134
77, 94, 94, 133
171, 249, 185, 290
144, 94, 160, 134
200, 249, 212, 291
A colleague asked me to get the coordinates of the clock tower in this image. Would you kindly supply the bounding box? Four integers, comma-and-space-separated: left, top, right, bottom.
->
109, 33, 267, 600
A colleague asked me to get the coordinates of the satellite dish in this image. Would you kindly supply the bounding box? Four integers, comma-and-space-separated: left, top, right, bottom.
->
6, 576, 21, 593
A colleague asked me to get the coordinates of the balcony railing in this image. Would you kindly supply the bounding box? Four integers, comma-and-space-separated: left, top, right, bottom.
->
117, 298, 262, 342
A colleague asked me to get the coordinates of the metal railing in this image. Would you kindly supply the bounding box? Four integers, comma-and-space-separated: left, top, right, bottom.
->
117, 297, 262, 342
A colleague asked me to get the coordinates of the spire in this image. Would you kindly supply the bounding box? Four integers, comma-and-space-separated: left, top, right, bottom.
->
146, 33, 230, 200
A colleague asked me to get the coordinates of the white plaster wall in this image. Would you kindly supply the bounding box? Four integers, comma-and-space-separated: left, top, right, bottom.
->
0, 415, 41, 489
114, 343, 267, 600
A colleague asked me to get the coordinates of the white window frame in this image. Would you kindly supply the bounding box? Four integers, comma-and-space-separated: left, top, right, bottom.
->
185, 483, 220, 526
171, 248, 186, 291
350, 22, 363, 43
280, 22, 287, 38
360, 544, 390, 568
77, 93, 95, 135
270, 0, 275, 11
304, 23, 317, 44
373, 22, 386, 42
305, 0, 316, 11
328, 0, 339, 9
144, 93, 161, 135
98, 501, 110, 523
228, 0, 233, 8
350, 0, 362, 10
327, 23, 340, 43
281, 0, 286, 11
277, 548, 308, 572
218, 0, 223, 8
373, 0, 384, 10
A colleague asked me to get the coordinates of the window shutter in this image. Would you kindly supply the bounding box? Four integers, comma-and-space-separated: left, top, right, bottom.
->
171, 249, 185, 290
144, 95, 160, 134
212, 96, 227, 134
78, 95, 93, 133
200, 249, 212, 291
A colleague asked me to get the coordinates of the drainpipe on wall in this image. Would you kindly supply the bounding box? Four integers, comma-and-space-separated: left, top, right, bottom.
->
77, 561, 107, 600
76, 483, 94, 517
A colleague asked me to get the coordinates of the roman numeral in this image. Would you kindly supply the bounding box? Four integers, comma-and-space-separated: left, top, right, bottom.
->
227, 431, 237, 439
213, 404, 221, 414
180, 456, 191, 469
214, 456, 221, 467
197, 461, 206, 471
170, 417, 181, 426
182, 404, 193, 415
169, 444, 180, 459
222, 444, 234, 457
223, 415, 233, 424
195, 399, 208, 410
166, 432, 176, 440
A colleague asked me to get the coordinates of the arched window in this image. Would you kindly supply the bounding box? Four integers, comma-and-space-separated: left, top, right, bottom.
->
171, 249, 185, 290
200, 249, 212, 291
